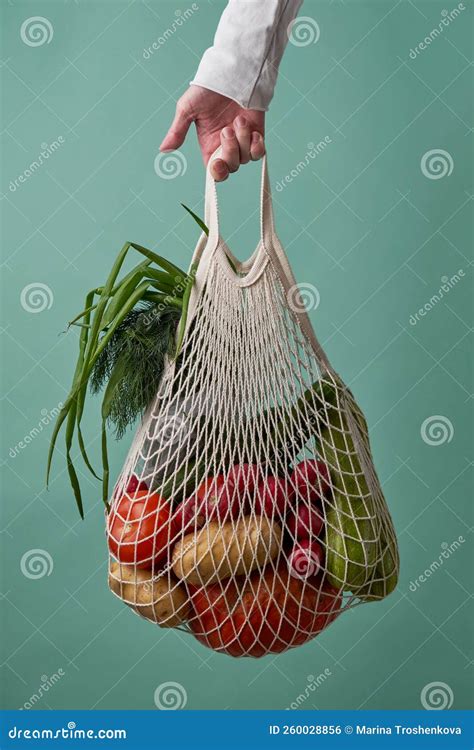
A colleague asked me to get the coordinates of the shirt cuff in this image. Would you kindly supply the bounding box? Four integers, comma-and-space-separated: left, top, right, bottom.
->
190, 0, 303, 111
189, 79, 269, 112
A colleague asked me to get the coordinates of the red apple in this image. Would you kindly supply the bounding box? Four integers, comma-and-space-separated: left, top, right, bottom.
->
227, 464, 261, 497
288, 539, 325, 579
198, 475, 239, 522
173, 494, 206, 533
255, 476, 291, 517
114, 474, 148, 499
287, 503, 324, 540
291, 459, 330, 501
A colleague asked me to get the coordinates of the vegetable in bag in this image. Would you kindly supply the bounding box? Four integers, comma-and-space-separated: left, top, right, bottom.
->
109, 560, 189, 627
48, 146, 399, 658
104, 149, 399, 656
190, 565, 341, 658
171, 515, 282, 585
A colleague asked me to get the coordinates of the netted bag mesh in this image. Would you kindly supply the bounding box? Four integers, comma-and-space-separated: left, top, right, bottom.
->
107, 153, 399, 658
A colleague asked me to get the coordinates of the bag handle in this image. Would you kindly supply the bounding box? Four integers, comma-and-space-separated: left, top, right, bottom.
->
205, 145, 275, 249
187, 146, 331, 370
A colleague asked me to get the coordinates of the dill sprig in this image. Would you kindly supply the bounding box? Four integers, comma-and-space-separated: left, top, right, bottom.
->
90, 304, 180, 439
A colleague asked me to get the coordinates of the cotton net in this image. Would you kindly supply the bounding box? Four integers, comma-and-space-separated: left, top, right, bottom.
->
107, 151, 399, 658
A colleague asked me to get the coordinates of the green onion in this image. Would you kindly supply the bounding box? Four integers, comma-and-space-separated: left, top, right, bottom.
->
47, 218, 204, 518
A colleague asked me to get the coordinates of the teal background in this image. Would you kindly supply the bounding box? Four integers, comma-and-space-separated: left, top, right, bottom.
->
1, 0, 472, 712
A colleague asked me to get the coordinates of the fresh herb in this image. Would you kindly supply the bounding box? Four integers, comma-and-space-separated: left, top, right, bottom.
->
47, 206, 212, 518
47, 240, 193, 518
91, 304, 180, 439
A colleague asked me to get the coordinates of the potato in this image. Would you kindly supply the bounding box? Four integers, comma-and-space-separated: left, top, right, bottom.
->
171, 515, 282, 585
108, 560, 151, 597
130, 578, 190, 628
108, 560, 189, 628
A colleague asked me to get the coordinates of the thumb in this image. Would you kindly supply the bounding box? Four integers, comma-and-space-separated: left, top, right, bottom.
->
160, 104, 193, 151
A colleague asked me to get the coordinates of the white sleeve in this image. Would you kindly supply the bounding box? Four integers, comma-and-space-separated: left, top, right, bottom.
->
190, 0, 304, 111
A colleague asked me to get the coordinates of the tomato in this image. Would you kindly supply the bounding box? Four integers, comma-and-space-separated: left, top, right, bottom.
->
190, 565, 341, 657
107, 490, 175, 569
291, 459, 330, 501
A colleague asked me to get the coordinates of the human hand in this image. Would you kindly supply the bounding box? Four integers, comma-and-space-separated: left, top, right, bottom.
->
160, 85, 265, 181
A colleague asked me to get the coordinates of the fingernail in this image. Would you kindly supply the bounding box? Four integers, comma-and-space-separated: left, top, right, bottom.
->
235, 116, 247, 128
214, 161, 227, 175
222, 127, 234, 139
252, 132, 261, 143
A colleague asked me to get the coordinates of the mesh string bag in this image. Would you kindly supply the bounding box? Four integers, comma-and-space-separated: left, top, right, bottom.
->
107, 150, 399, 658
